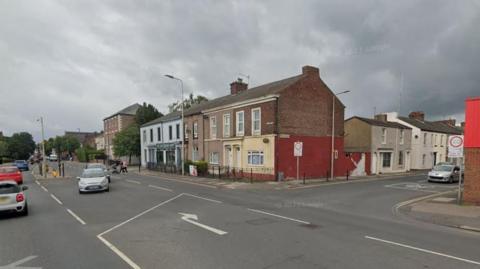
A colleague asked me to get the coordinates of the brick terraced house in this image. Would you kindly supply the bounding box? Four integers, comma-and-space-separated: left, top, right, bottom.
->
141, 65, 354, 180
103, 103, 141, 161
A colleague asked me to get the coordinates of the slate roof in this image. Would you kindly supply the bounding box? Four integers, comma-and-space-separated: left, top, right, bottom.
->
348, 116, 411, 129
141, 74, 304, 128
398, 116, 463, 135
104, 103, 141, 120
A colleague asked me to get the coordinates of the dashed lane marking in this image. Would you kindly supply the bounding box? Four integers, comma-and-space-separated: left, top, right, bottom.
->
365, 236, 480, 266
247, 208, 310, 225
148, 184, 173, 192
126, 179, 141, 184
67, 208, 87, 225
50, 194, 63, 205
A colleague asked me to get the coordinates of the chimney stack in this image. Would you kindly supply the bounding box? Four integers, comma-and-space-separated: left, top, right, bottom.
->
374, 114, 387, 122
302, 65, 319, 76
230, 78, 248, 95
409, 111, 425, 121
435, 119, 456, 126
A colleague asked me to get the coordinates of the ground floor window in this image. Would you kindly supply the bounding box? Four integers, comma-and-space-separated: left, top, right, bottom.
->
382, 152, 391, 168
157, 150, 164, 164
209, 152, 219, 164
247, 150, 264, 165
422, 154, 426, 166
398, 151, 403, 165
166, 150, 175, 165
192, 147, 199, 161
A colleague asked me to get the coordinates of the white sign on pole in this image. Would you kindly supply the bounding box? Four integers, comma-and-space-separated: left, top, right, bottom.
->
448, 135, 464, 158
294, 142, 303, 157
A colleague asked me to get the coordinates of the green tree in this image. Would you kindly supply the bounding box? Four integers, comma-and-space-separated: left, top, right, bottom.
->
112, 124, 140, 162
135, 102, 163, 125
63, 135, 80, 154
7, 132, 36, 160
0, 140, 8, 161
168, 93, 208, 112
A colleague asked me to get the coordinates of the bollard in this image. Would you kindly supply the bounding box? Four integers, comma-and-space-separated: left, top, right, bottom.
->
250, 168, 253, 184
62, 163, 65, 177
139, 164, 141, 173
303, 172, 306, 185
346, 170, 349, 181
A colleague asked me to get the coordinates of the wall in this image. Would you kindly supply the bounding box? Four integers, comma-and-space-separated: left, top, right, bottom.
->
464, 148, 480, 205
277, 135, 355, 179
184, 114, 205, 162
371, 126, 412, 173
278, 70, 345, 137
344, 119, 372, 152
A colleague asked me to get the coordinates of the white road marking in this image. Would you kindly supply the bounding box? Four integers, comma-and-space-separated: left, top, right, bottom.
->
99, 193, 184, 236
35, 180, 40, 186
148, 184, 173, 192
50, 194, 63, 205
365, 236, 480, 266
97, 193, 184, 269
97, 235, 140, 269
0, 255, 41, 268
247, 208, 310, 225
182, 193, 222, 203
66, 208, 86, 225
40, 186, 48, 192
126, 179, 141, 184
140, 173, 217, 189
179, 212, 228, 235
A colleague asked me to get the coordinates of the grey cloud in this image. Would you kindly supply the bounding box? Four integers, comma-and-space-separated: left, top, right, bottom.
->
0, 0, 478, 141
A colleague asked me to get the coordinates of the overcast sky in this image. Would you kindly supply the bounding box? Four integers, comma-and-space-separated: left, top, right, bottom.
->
1, 0, 479, 141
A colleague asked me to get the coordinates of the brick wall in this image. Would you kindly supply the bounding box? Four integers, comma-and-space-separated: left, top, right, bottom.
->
464, 147, 480, 205
278, 68, 345, 137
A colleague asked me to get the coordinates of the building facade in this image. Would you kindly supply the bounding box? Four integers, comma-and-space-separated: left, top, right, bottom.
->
95, 132, 105, 150
385, 111, 462, 170
103, 103, 141, 160
345, 116, 412, 175
140, 111, 183, 169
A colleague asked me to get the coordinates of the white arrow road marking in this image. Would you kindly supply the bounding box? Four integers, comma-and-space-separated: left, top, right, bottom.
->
0, 255, 42, 269
179, 213, 227, 235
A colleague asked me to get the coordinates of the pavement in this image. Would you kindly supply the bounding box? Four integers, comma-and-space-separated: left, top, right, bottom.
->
399, 192, 480, 233
1, 161, 479, 269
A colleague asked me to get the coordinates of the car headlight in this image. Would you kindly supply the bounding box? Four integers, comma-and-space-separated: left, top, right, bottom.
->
101, 178, 108, 184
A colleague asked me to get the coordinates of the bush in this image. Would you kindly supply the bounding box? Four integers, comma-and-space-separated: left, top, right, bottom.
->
183, 160, 194, 173
194, 160, 208, 175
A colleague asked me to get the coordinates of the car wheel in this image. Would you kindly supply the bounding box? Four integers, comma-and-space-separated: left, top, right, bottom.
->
448, 176, 453, 184
78, 190, 83, 194
105, 187, 109, 192
20, 203, 29, 216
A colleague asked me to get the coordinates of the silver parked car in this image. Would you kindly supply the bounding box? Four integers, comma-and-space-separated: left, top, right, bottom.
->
77, 168, 109, 194
427, 164, 460, 183
0, 180, 28, 216
86, 163, 111, 182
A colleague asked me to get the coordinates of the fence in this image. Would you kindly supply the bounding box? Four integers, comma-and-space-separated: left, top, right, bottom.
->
146, 162, 275, 182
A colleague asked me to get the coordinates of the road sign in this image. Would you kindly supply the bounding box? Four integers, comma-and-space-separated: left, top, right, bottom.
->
448, 135, 464, 158
294, 142, 303, 157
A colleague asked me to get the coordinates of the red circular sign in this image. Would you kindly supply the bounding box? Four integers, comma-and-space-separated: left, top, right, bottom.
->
449, 136, 463, 148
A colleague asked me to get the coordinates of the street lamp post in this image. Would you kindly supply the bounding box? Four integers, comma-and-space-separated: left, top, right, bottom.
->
37, 117, 46, 178
165, 74, 185, 176
331, 90, 350, 182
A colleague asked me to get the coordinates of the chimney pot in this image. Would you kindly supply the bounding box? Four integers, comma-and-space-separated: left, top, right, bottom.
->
374, 114, 387, 122
409, 111, 425, 121
230, 78, 248, 95
302, 65, 319, 76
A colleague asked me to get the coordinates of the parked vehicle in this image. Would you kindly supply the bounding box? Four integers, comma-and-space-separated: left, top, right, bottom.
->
49, 154, 58, 162
0, 180, 28, 216
14, 160, 29, 171
428, 164, 460, 183
77, 168, 109, 194
0, 166, 23, 184
86, 163, 111, 182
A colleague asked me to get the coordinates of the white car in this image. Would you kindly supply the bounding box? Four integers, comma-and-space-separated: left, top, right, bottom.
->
0, 180, 28, 216
49, 154, 58, 161
86, 163, 111, 182
428, 164, 460, 183
77, 168, 109, 194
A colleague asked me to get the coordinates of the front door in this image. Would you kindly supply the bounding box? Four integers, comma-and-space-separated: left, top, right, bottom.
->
234, 147, 241, 169
225, 146, 233, 168
433, 152, 437, 166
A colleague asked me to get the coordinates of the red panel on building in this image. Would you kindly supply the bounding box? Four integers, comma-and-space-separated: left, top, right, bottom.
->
465, 97, 480, 148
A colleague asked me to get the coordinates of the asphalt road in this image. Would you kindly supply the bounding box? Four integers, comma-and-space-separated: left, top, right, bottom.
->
1, 162, 478, 269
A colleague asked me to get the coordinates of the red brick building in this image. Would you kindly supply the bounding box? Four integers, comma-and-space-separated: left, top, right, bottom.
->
464, 97, 480, 204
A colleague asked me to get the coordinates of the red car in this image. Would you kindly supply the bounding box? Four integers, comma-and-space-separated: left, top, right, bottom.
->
0, 166, 23, 185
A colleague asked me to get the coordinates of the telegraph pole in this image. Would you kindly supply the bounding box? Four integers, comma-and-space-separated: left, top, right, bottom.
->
38, 117, 46, 178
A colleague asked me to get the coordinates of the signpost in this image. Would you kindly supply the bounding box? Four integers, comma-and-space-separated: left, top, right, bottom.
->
448, 135, 464, 204
294, 141, 303, 180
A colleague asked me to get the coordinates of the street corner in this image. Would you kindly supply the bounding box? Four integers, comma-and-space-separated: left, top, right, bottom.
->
398, 193, 480, 233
